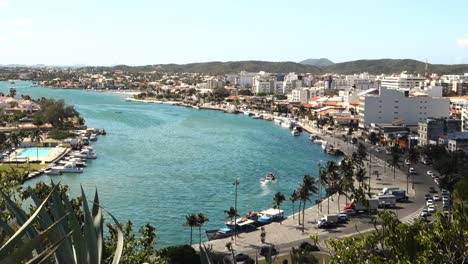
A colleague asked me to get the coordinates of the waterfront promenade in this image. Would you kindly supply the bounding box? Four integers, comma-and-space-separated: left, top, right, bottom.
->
199, 123, 423, 256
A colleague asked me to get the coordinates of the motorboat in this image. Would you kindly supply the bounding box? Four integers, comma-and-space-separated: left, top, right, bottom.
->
205, 228, 235, 241
225, 218, 256, 231
58, 158, 87, 168
261, 172, 277, 183
71, 149, 97, 159
313, 139, 326, 144
44, 168, 62, 176
291, 127, 300, 136
90, 134, 98, 141
321, 142, 329, 151
243, 111, 254, 116
50, 162, 83, 173
281, 120, 293, 128
273, 119, 282, 125
252, 114, 263, 119
309, 134, 317, 140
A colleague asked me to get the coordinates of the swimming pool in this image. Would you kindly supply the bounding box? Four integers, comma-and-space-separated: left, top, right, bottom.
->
18, 148, 54, 157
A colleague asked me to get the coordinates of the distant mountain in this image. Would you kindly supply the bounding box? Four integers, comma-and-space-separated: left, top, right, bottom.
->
94, 61, 323, 74
322, 59, 468, 75
70, 59, 468, 75
300, 58, 334, 67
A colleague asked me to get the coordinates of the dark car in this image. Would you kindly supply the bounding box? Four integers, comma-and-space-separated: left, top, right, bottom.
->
424, 194, 431, 200
259, 246, 278, 256
429, 187, 437, 193
235, 253, 250, 262
318, 220, 335, 229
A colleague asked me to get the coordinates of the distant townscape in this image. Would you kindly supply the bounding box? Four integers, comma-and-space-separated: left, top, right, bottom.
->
1, 59, 467, 263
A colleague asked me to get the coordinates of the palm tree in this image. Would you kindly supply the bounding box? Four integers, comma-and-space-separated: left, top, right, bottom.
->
7, 131, 23, 165
196, 213, 209, 244
290, 190, 299, 220
300, 175, 319, 232
224, 207, 239, 225
318, 165, 328, 213
29, 129, 43, 161
355, 167, 367, 190
328, 170, 344, 212
184, 214, 198, 245
339, 156, 355, 204
325, 161, 339, 214
273, 192, 286, 224
388, 152, 402, 180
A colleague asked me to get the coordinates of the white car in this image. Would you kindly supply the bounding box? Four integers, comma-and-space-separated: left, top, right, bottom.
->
433, 195, 441, 201
405, 159, 411, 165
426, 199, 434, 206
427, 171, 433, 177
409, 168, 416, 174
428, 205, 436, 213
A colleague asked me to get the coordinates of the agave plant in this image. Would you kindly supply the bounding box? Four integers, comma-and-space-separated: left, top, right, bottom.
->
0, 182, 124, 263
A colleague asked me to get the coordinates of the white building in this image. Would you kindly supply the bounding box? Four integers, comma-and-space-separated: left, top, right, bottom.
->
381, 71, 425, 90
358, 86, 449, 128
282, 73, 302, 94
239, 71, 257, 88
253, 78, 273, 94
289, 88, 311, 103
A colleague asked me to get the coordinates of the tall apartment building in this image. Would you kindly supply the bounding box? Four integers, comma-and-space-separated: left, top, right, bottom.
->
359, 86, 449, 129
418, 117, 462, 146
289, 88, 311, 103
381, 71, 425, 90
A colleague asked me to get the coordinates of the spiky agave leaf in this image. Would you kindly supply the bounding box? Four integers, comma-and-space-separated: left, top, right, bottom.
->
199, 244, 214, 264
81, 185, 99, 264
0, 183, 59, 258
95, 201, 124, 264
92, 188, 104, 262
1, 213, 69, 264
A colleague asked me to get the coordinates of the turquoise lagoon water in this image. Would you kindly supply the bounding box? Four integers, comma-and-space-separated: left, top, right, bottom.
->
19, 148, 54, 157
1, 81, 336, 247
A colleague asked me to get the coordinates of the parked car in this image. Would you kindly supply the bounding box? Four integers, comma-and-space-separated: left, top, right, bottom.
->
420, 208, 430, 217
426, 199, 434, 206
317, 220, 335, 229
427, 171, 433, 177
429, 187, 437, 193
337, 213, 349, 223
340, 208, 356, 216
259, 246, 278, 257
409, 168, 416, 174
433, 195, 441, 201
235, 253, 250, 262
424, 194, 431, 200
428, 205, 436, 213
405, 159, 411, 165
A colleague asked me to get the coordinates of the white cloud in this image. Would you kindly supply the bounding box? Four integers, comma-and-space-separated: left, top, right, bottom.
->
457, 38, 468, 47
0, 0, 8, 8
14, 31, 32, 38
14, 18, 33, 26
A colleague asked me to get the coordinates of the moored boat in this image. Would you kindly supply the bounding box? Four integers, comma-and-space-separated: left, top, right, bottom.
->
260, 172, 277, 183
50, 162, 83, 173
205, 227, 235, 241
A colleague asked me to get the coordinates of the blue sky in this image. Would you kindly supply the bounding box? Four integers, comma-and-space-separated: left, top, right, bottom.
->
1, 0, 468, 66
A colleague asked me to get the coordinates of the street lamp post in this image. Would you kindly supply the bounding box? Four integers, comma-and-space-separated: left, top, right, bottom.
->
233, 178, 240, 244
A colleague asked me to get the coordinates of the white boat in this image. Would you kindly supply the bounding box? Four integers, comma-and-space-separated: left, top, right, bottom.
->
309, 134, 317, 140
71, 149, 97, 159
291, 127, 300, 136
243, 111, 254, 116
90, 134, 98, 141
252, 114, 263, 119
44, 168, 62, 176
281, 120, 294, 128
313, 139, 326, 144
260, 172, 277, 183
273, 119, 282, 125
58, 158, 87, 167
321, 142, 329, 150
51, 162, 83, 173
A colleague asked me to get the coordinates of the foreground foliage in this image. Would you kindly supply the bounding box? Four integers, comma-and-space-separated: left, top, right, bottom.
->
326, 210, 468, 264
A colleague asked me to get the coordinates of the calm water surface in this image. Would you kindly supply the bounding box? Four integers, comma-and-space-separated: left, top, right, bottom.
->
1, 81, 335, 247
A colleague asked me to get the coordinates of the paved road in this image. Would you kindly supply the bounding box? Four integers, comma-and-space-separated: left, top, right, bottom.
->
198, 125, 437, 257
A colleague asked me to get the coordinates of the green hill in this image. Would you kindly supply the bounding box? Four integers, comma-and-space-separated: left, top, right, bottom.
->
322, 59, 468, 75
85, 59, 468, 75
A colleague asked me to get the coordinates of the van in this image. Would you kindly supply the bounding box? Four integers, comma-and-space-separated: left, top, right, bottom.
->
378, 195, 397, 208
380, 187, 400, 196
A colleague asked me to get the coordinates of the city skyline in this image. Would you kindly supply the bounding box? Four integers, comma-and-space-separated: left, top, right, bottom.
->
1, 0, 468, 66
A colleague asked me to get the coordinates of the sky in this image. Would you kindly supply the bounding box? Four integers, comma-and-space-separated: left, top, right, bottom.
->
1, 0, 468, 66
